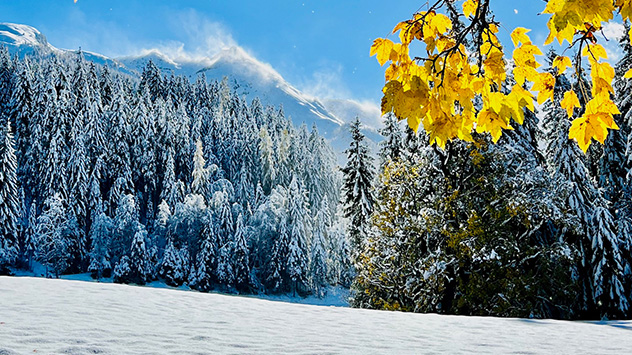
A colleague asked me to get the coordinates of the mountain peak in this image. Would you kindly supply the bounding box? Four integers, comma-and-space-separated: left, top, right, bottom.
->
0, 23, 55, 53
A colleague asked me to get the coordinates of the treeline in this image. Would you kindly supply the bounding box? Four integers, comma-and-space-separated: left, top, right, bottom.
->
345, 39, 632, 320
0, 48, 352, 296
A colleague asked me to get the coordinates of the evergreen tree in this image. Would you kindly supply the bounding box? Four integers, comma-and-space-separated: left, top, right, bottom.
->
35, 194, 71, 277
232, 213, 251, 292
127, 225, 150, 285
341, 117, 375, 251
267, 217, 290, 292
111, 194, 139, 262
310, 205, 329, 297
88, 210, 113, 279
0, 119, 19, 273
194, 211, 219, 291
160, 239, 186, 286
191, 139, 209, 198
379, 113, 403, 167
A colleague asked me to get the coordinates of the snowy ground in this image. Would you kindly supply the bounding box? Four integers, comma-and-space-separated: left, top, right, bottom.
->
1, 277, 631, 354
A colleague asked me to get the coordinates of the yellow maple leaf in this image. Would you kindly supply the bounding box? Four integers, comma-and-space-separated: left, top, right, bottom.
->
569, 116, 596, 152
511, 27, 532, 47
582, 44, 608, 62
552, 56, 572, 75
430, 14, 452, 35
477, 109, 510, 143
371, 38, 394, 66
532, 72, 555, 105
560, 90, 580, 117
463, 0, 478, 18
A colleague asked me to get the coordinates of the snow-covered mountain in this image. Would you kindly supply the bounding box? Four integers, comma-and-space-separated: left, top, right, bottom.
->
0, 23, 55, 54
0, 22, 380, 158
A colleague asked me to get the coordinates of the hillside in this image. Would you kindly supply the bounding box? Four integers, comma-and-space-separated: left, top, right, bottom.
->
0, 277, 631, 354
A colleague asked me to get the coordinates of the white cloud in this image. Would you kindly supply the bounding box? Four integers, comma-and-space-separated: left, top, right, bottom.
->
602, 21, 625, 64
298, 64, 383, 129
128, 8, 239, 65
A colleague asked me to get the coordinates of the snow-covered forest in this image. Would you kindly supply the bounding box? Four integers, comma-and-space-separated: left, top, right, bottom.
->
0, 46, 352, 296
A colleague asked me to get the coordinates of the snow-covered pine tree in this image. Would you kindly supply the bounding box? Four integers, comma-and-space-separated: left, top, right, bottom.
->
216, 239, 235, 287
194, 211, 219, 291
341, 117, 375, 251
267, 215, 289, 292
379, 113, 403, 167
160, 239, 186, 286
259, 126, 276, 194
286, 176, 309, 296
111, 194, 139, 263
23, 202, 37, 270
35, 194, 71, 277
161, 146, 183, 208
140, 60, 163, 102
590, 204, 630, 318
543, 50, 630, 318
599, 25, 632, 209
88, 209, 113, 280
232, 213, 251, 292
191, 139, 209, 198
310, 204, 329, 297
0, 119, 19, 273
127, 224, 150, 285
10, 57, 34, 192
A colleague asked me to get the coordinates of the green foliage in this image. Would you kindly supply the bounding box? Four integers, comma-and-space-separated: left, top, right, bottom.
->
353, 137, 580, 319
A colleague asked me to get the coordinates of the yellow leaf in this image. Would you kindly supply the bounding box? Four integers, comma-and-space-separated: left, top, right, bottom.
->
582, 44, 608, 62
430, 14, 452, 35
463, 0, 478, 18
560, 90, 580, 117
624, 68, 632, 79
370, 38, 394, 66
532, 72, 555, 105
552, 56, 572, 75
569, 116, 594, 152
510, 84, 535, 113
511, 27, 531, 47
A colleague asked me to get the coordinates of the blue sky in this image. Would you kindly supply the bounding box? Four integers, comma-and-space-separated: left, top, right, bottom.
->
0, 1, 622, 107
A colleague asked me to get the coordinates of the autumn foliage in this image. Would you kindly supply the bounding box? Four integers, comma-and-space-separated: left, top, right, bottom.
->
372, 0, 632, 152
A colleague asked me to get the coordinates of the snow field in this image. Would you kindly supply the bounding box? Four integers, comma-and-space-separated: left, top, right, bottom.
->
1, 277, 631, 354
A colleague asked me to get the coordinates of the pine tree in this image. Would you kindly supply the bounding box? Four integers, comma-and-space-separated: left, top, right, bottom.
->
111, 194, 139, 262
160, 239, 186, 286
232, 213, 251, 292
379, 113, 403, 167
191, 139, 209, 198
128, 225, 150, 285
0, 119, 19, 273
590, 205, 629, 318
310, 205, 329, 297
542, 50, 629, 318
23, 202, 38, 270
35, 194, 71, 277
267, 217, 290, 292
88, 210, 113, 280
216, 240, 235, 287
194, 212, 219, 291
341, 117, 375, 251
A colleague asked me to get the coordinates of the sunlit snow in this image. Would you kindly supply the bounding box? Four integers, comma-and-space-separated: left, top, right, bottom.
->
1, 277, 631, 354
